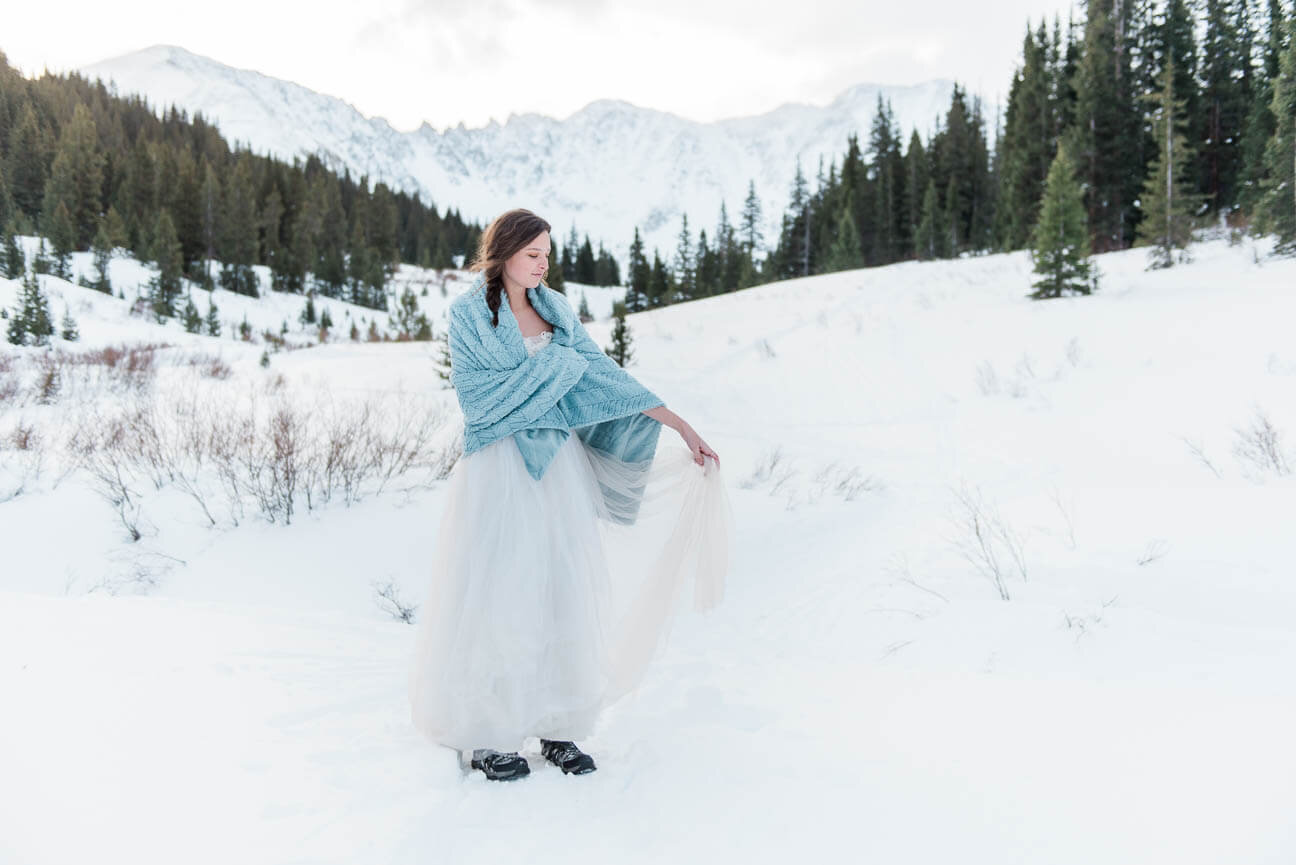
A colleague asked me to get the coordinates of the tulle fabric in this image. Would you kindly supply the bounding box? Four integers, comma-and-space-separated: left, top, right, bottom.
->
407, 423, 733, 754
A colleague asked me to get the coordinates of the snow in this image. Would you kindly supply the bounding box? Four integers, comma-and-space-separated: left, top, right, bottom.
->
3, 234, 1296, 864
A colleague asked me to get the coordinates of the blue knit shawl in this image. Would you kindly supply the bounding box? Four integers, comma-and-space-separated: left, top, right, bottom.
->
448, 273, 665, 485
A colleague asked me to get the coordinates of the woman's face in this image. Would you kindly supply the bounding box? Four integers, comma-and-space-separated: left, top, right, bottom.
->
502, 231, 551, 292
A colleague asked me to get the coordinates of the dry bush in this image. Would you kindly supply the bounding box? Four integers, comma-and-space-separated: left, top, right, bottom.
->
1232, 407, 1291, 478
945, 481, 1029, 601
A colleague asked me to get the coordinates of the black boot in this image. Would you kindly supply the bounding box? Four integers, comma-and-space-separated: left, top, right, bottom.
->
468, 748, 530, 781
539, 739, 597, 774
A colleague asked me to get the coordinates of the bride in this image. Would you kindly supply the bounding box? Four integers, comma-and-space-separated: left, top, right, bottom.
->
408, 207, 733, 781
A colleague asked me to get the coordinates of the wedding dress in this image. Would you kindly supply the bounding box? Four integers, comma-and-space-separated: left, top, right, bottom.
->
408, 329, 733, 753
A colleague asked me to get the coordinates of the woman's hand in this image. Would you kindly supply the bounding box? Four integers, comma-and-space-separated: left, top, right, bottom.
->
641, 405, 719, 467
678, 422, 719, 467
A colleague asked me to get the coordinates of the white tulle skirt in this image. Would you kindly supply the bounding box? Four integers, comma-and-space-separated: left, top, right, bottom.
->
408, 428, 733, 754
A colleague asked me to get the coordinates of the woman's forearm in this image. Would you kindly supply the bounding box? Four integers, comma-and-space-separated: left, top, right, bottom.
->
642, 404, 687, 432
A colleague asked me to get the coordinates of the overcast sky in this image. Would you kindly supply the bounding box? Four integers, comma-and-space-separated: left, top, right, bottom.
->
6, 0, 1080, 132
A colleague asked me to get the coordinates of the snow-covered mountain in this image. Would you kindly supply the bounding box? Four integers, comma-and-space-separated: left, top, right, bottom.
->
79, 45, 990, 266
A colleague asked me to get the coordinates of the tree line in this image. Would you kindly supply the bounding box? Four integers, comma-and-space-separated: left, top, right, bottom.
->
627, 0, 1296, 312
0, 50, 480, 317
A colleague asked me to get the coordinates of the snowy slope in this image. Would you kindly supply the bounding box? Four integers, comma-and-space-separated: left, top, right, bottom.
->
3, 236, 1296, 864
78, 46, 984, 268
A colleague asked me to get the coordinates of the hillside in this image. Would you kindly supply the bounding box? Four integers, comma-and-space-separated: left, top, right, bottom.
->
2, 236, 1295, 864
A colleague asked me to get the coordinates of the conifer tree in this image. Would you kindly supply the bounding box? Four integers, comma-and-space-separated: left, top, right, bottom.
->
576, 235, 596, 284
546, 243, 565, 293
319, 305, 333, 330
824, 206, 865, 271
1258, 10, 1296, 252
577, 290, 593, 322
1137, 59, 1201, 267
7, 272, 54, 345
626, 227, 649, 311
59, 306, 79, 341
182, 293, 203, 333
914, 180, 949, 260
0, 162, 12, 231
6, 103, 49, 222
32, 237, 52, 275
996, 21, 1059, 249
204, 297, 221, 337
219, 159, 259, 296
647, 250, 670, 308
604, 300, 633, 367
740, 179, 764, 261
149, 210, 184, 320
393, 285, 431, 339
432, 325, 452, 385
59, 307, 79, 342
1030, 141, 1094, 298
300, 294, 317, 326
1239, 0, 1291, 208
2, 220, 23, 280
903, 131, 928, 257
1198, 0, 1252, 211
91, 220, 113, 293
673, 213, 695, 301
46, 201, 76, 279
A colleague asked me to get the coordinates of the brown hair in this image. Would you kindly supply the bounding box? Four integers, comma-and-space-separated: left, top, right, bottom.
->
467, 208, 552, 327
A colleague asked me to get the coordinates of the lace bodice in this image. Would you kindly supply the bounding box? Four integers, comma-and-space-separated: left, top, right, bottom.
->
522, 329, 553, 356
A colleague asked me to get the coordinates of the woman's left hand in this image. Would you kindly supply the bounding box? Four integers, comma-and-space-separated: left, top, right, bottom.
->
679, 423, 719, 467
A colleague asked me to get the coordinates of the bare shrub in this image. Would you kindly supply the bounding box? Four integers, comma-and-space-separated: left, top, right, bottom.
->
1179, 435, 1223, 478
740, 446, 791, 490
35, 353, 63, 404
1136, 539, 1169, 566
1232, 407, 1291, 477
68, 412, 143, 542
946, 481, 1029, 601
975, 360, 1000, 396
809, 461, 882, 503
373, 579, 417, 624
1, 419, 45, 501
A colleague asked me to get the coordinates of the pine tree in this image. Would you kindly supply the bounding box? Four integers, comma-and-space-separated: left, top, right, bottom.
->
9, 272, 54, 345
996, 21, 1060, 250
433, 326, 452, 386
1257, 9, 1296, 252
626, 227, 649, 311
46, 201, 76, 279
577, 290, 593, 322
91, 220, 113, 294
1239, 0, 1291, 209
824, 206, 865, 271
393, 285, 431, 339
319, 305, 333, 330
59, 306, 78, 341
604, 300, 634, 367
31, 237, 52, 275
1198, 0, 1252, 212
546, 243, 565, 292
647, 250, 670, 308
40, 104, 103, 250
182, 293, 203, 333
6, 103, 50, 222
204, 297, 221, 337
2, 220, 23, 280
914, 180, 949, 260
219, 158, 260, 296
1067, 0, 1144, 252
1137, 59, 1201, 267
1030, 140, 1094, 298
149, 210, 184, 321
673, 213, 695, 300
300, 294, 317, 326
740, 179, 764, 260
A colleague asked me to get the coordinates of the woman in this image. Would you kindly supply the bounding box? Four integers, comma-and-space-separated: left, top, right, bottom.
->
408, 208, 732, 781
